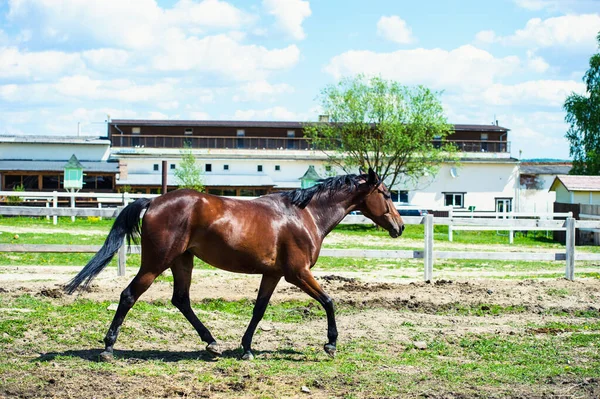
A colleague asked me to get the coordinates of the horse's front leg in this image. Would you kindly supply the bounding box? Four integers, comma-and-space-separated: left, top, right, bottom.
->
241, 274, 281, 360
285, 269, 338, 357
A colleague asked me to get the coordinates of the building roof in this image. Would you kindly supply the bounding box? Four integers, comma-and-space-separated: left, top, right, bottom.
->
110, 119, 509, 132
300, 165, 322, 181
0, 160, 119, 173
521, 163, 572, 175
0, 135, 110, 145
550, 175, 600, 192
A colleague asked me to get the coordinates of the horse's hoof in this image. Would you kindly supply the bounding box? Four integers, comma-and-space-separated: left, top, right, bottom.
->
206, 342, 221, 356
241, 350, 254, 361
324, 344, 336, 358
98, 351, 114, 362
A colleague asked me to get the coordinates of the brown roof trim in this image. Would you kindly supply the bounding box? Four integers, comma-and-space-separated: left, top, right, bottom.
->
110, 119, 509, 131
110, 120, 305, 129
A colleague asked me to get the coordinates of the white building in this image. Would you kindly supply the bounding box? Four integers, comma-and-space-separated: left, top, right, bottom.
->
518, 162, 572, 213
108, 119, 518, 212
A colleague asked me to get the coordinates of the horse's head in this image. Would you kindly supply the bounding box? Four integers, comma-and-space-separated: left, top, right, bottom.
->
356, 168, 405, 238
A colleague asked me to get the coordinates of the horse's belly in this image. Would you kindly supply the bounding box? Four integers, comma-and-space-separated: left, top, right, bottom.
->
189, 241, 279, 275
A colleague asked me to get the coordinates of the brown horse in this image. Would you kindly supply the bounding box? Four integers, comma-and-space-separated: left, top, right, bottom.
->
65, 168, 404, 360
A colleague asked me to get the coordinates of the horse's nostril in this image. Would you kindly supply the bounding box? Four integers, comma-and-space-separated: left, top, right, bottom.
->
401, 225, 405, 232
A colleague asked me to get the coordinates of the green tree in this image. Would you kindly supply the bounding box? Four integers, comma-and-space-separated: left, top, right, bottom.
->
565, 32, 600, 175
304, 75, 457, 188
174, 146, 204, 191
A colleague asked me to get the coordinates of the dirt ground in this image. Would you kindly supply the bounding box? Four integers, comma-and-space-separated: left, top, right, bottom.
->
1, 265, 599, 398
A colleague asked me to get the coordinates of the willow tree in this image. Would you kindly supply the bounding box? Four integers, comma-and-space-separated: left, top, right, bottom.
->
565, 32, 600, 175
304, 75, 457, 188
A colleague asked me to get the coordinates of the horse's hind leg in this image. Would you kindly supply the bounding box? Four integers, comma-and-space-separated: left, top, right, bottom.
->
285, 269, 338, 357
170, 251, 219, 355
100, 269, 160, 361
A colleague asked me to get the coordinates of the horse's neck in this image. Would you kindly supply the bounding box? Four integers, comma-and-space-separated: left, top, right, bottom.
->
306, 194, 357, 239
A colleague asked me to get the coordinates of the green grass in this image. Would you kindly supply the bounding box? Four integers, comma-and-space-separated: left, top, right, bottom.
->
332, 224, 569, 248
1, 294, 599, 398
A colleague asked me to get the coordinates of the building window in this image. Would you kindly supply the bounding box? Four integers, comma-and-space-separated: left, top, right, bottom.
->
205, 164, 212, 172
153, 164, 159, 171
287, 130, 295, 137
257, 165, 263, 172
237, 129, 245, 148
42, 175, 61, 190
224, 164, 229, 171
170, 164, 176, 170
132, 127, 141, 134
184, 128, 193, 135
391, 190, 409, 203
275, 165, 280, 171
496, 198, 512, 213
444, 193, 464, 208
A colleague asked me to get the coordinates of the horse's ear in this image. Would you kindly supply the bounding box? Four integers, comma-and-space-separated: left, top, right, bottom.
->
367, 168, 380, 185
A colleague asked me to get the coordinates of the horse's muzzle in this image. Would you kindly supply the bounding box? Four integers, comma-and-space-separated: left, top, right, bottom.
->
389, 224, 404, 238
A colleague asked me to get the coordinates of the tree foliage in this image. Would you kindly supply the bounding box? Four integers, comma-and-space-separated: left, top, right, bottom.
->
304, 75, 457, 189
174, 146, 204, 192
565, 32, 600, 175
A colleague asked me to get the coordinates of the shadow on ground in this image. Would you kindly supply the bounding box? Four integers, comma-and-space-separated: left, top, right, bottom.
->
35, 347, 305, 363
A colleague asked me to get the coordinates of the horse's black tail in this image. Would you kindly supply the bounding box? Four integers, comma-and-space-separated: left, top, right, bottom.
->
64, 198, 153, 294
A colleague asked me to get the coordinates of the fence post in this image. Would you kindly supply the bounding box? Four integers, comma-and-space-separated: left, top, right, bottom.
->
98, 202, 102, 220
448, 207, 453, 242
424, 213, 434, 282
52, 191, 58, 225
117, 238, 126, 277
565, 217, 575, 281
509, 213, 514, 244
70, 192, 75, 223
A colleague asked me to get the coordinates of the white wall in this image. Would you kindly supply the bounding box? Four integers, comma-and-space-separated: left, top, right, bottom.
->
0, 142, 110, 161
116, 151, 519, 211
519, 174, 557, 212
119, 155, 340, 188
397, 163, 519, 211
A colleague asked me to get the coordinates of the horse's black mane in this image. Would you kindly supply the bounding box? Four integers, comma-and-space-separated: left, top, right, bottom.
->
278, 173, 366, 209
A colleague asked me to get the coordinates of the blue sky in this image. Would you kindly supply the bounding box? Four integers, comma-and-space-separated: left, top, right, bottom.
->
0, 0, 599, 159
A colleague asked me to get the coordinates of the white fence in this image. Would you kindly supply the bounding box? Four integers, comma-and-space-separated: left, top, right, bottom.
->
1, 204, 599, 280
0, 190, 159, 224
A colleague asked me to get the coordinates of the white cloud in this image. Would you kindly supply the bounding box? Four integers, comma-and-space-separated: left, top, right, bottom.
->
513, 0, 558, 10
376, 16, 415, 44
474, 30, 497, 44
262, 0, 311, 40
233, 106, 299, 120
482, 80, 585, 107
188, 111, 211, 119
233, 80, 294, 102
82, 49, 131, 70
526, 50, 549, 73
0, 75, 193, 105
324, 45, 520, 90
168, 0, 256, 30
0, 46, 85, 79
477, 14, 600, 50
7, 0, 256, 50
151, 33, 300, 81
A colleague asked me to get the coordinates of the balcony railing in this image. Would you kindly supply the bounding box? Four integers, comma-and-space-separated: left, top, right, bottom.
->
113, 135, 312, 150
112, 135, 510, 153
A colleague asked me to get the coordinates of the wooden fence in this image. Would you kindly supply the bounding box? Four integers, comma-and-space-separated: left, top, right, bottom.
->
1, 207, 599, 281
